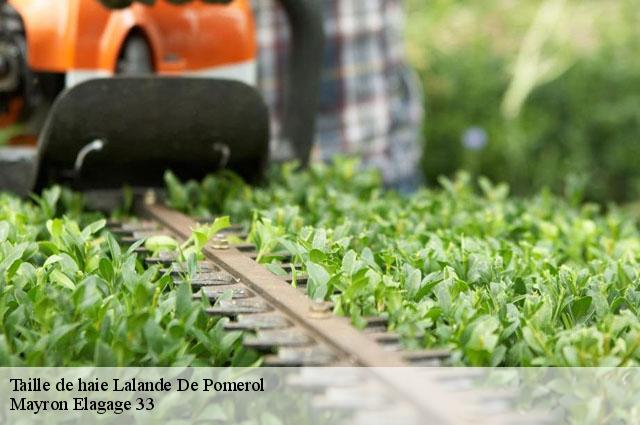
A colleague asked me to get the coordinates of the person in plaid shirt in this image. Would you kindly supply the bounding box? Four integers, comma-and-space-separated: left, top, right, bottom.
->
253, 0, 424, 187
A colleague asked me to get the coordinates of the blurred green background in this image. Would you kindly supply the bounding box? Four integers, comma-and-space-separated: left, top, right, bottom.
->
407, 0, 640, 203
3, 0, 638, 205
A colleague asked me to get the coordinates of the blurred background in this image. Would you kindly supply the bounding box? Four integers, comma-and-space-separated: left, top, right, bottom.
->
407, 0, 640, 204
2, 0, 638, 204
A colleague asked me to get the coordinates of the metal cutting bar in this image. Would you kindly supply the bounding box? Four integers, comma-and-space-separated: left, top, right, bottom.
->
139, 202, 408, 367
135, 201, 551, 425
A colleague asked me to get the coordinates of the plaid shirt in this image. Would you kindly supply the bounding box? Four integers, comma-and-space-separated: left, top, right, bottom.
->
252, 0, 423, 185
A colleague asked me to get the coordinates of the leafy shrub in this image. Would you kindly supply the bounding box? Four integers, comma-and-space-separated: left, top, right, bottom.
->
0, 188, 256, 366
166, 160, 640, 366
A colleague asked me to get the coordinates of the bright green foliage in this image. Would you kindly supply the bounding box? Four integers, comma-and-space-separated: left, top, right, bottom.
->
145, 216, 231, 259
166, 159, 640, 366
165, 158, 382, 226
0, 189, 257, 366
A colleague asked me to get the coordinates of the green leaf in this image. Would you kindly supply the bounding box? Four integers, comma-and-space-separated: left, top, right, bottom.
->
94, 341, 117, 366
82, 219, 107, 237
43, 255, 63, 269
265, 263, 288, 276
404, 267, 422, 298
570, 296, 593, 323
0, 243, 28, 277
183, 216, 232, 256
341, 250, 358, 276
0, 221, 9, 242
522, 326, 546, 354
221, 331, 242, 353
208, 216, 231, 238
143, 319, 164, 356
164, 170, 189, 209
125, 238, 147, 256
106, 233, 121, 259
312, 229, 327, 250
466, 316, 499, 352
309, 249, 326, 263
513, 278, 527, 295
46, 219, 64, 239
49, 323, 81, 346
145, 235, 180, 254
306, 261, 330, 300
99, 258, 115, 282
50, 270, 76, 291
175, 282, 192, 319
414, 272, 443, 301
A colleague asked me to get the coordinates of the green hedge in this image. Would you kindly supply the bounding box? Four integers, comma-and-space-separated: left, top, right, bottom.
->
166, 160, 640, 366
0, 188, 256, 366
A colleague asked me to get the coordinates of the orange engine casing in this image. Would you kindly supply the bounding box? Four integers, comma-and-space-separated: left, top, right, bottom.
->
0, 0, 257, 135
8, 0, 257, 84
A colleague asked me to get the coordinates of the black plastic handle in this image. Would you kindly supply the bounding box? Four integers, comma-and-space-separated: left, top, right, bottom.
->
97, 0, 325, 166
274, 0, 324, 166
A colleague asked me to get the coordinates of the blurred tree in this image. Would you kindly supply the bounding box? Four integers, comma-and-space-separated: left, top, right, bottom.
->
409, 0, 640, 203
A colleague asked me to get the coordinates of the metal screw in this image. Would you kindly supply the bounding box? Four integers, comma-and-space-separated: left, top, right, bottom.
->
309, 300, 333, 319
144, 189, 157, 206
212, 233, 229, 250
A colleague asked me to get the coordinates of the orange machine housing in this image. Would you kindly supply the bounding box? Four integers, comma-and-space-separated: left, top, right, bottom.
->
0, 0, 257, 136
10, 0, 256, 79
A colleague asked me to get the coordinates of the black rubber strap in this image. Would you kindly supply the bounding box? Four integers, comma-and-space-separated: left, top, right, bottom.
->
276, 0, 324, 166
